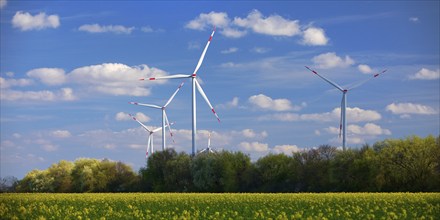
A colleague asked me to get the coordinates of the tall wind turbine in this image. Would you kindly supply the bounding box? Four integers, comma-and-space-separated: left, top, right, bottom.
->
305, 66, 386, 150
129, 82, 184, 151
129, 114, 171, 158
141, 28, 220, 156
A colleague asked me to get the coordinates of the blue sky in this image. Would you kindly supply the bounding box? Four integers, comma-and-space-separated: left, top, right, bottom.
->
1, 1, 439, 178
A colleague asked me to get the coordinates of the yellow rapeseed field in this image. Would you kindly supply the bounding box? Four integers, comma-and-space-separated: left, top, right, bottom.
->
1, 193, 439, 219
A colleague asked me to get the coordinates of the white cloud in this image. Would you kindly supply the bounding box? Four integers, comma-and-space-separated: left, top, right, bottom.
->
249, 94, 302, 111
221, 27, 247, 38
185, 10, 327, 46
358, 64, 373, 74
12, 11, 60, 31
326, 123, 391, 136
272, 144, 301, 154
0, 88, 76, 102
27, 68, 66, 85
185, 11, 230, 30
312, 52, 355, 69
0, 0, 7, 9
140, 26, 163, 33
217, 97, 239, 109
259, 107, 381, 122
302, 27, 328, 46
409, 68, 440, 80
0, 77, 33, 89
386, 102, 437, 115
78, 24, 134, 34
233, 9, 301, 37
221, 47, 239, 54
51, 130, 72, 138
240, 129, 268, 139
60, 88, 76, 101
409, 17, 419, 23
238, 141, 268, 152
68, 63, 166, 96
115, 112, 150, 123
251, 47, 270, 54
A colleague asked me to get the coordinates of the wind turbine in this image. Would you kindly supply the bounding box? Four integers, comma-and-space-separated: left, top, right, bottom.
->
141, 28, 220, 156
198, 132, 216, 154
305, 66, 387, 150
129, 82, 184, 151
129, 114, 171, 158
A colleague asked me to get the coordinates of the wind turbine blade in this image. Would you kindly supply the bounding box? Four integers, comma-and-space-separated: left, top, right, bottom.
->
305, 66, 344, 92
192, 28, 215, 76
199, 149, 207, 153
163, 111, 175, 143
164, 82, 185, 108
128, 102, 162, 109
208, 132, 211, 148
348, 69, 387, 90
152, 126, 163, 133
142, 74, 191, 81
195, 79, 221, 122
129, 114, 152, 132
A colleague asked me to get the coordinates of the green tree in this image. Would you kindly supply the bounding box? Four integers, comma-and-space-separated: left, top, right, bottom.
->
47, 160, 74, 192
163, 152, 193, 192
376, 135, 440, 191
254, 153, 296, 192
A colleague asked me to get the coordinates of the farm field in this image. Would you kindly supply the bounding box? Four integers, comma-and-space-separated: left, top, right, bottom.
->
1, 193, 439, 219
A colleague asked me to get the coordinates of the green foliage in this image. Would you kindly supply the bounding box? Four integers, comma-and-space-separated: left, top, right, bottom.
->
13, 135, 440, 193
1, 193, 439, 219
16, 158, 139, 193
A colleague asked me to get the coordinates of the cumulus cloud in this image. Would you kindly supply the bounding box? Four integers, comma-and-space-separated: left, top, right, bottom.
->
185, 11, 230, 30
222, 27, 247, 38
69, 63, 166, 96
326, 123, 391, 136
221, 47, 239, 54
358, 64, 373, 74
27, 68, 66, 85
386, 102, 437, 115
409, 17, 419, 23
259, 107, 381, 122
302, 27, 328, 46
0, 87, 76, 102
78, 24, 134, 34
238, 141, 269, 152
12, 11, 60, 31
409, 68, 440, 80
217, 97, 239, 109
185, 9, 326, 45
115, 112, 150, 123
0, 77, 33, 89
249, 94, 302, 111
51, 130, 72, 138
272, 144, 301, 154
251, 47, 270, 54
233, 9, 301, 37
312, 52, 355, 69
240, 129, 268, 139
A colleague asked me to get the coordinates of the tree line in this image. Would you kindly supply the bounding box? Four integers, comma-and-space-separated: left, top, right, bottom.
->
3, 135, 439, 193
